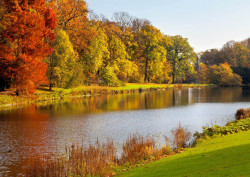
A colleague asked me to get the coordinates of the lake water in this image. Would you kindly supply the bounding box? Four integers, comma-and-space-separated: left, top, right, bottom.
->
1, 87, 250, 176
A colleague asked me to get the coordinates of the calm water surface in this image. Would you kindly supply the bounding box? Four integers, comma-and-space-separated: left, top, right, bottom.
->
1, 87, 250, 175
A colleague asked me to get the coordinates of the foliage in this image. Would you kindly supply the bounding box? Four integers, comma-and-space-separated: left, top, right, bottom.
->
196, 63, 209, 83
208, 63, 242, 86
101, 66, 122, 86
200, 49, 222, 66
49, 0, 95, 55
116, 58, 139, 82
83, 26, 109, 76
47, 30, 78, 89
200, 38, 250, 84
195, 118, 250, 139
0, 0, 223, 96
231, 66, 250, 84
165, 35, 196, 83
195, 62, 242, 86
0, 0, 56, 95
139, 25, 169, 83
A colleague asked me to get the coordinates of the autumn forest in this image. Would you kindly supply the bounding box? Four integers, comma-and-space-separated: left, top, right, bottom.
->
0, 0, 250, 95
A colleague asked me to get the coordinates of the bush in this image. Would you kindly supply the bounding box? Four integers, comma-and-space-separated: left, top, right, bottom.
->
235, 108, 250, 120
157, 136, 173, 156
171, 123, 191, 149
196, 118, 250, 139
0, 95, 15, 105
236, 108, 247, 120
101, 66, 122, 86
120, 135, 155, 165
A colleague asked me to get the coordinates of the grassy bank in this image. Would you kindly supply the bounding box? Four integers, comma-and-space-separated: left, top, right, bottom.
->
22, 116, 250, 177
120, 130, 250, 177
0, 83, 212, 108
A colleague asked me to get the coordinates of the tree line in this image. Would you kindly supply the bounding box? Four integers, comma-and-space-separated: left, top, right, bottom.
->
198, 38, 250, 84
0, 0, 248, 95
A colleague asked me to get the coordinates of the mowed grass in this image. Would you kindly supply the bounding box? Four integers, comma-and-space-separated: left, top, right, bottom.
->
120, 131, 250, 177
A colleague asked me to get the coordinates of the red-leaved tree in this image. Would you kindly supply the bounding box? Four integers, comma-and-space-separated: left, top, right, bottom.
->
0, 0, 56, 95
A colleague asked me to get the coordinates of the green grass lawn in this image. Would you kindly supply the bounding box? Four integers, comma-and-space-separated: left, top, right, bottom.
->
120, 131, 250, 177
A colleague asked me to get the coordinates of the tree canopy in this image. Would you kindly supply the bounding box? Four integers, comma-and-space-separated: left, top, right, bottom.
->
0, 0, 56, 94
0, 0, 245, 94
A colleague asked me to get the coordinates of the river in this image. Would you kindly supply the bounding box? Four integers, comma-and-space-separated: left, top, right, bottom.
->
0, 87, 250, 176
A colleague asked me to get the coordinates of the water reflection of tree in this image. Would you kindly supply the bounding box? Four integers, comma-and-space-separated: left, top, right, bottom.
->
0, 106, 50, 176
2, 88, 247, 119
34, 89, 197, 117
195, 87, 243, 103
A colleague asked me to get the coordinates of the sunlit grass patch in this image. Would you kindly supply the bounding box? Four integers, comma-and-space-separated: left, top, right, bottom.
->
120, 128, 250, 177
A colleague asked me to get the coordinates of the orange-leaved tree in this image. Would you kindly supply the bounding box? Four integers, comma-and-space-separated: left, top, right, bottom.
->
48, 0, 95, 55
0, 0, 57, 95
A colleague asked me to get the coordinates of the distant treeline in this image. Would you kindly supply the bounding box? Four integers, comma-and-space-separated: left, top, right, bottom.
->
0, 0, 249, 95
198, 38, 250, 84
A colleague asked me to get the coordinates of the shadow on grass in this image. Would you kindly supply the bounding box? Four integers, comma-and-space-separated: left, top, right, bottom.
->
121, 143, 250, 177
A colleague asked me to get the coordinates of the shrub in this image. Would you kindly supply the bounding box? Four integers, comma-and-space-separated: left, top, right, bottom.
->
120, 135, 155, 165
235, 108, 250, 120
159, 144, 172, 156
236, 108, 247, 120
171, 123, 191, 149
156, 136, 173, 156
196, 118, 250, 139
0, 95, 15, 105
101, 66, 121, 87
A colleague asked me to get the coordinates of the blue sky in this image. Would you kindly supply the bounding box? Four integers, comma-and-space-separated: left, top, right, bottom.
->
86, 0, 250, 52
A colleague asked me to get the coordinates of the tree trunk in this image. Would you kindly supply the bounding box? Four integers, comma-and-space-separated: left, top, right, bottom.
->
144, 58, 148, 83
172, 73, 175, 84
172, 62, 176, 84
49, 83, 52, 91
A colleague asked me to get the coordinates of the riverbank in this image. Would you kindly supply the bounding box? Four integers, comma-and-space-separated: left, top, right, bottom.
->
0, 83, 212, 109
120, 131, 250, 177
21, 116, 250, 177
119, 120, 250, 177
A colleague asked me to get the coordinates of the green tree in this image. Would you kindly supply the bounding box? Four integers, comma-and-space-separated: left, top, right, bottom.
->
101, 66, 121, 86
165, 35, 196, 83
107, 34, 139, 83
231, 43, 250, 67
139, 25, 167, 83
47, 30, 77, 90
83, 24, 109, 84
